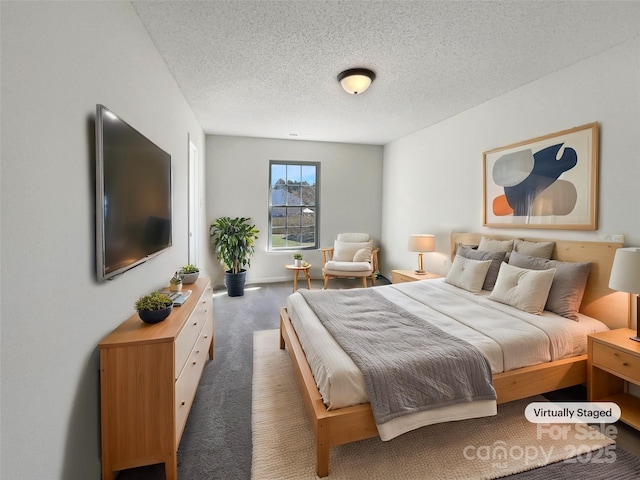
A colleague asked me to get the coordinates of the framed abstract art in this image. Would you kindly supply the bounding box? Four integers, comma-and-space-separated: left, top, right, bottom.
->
483, 122, 599, 230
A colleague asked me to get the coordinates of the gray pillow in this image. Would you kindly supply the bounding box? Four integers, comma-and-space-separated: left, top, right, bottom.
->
514, 239, 555, 259
508, 251, 591, 321
457, 247, 506, 291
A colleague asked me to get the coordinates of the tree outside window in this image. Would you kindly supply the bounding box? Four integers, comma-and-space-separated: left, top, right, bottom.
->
269, 161, 319, 250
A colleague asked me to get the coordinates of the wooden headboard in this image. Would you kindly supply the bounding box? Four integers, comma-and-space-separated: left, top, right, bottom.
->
450, 232, 629, 330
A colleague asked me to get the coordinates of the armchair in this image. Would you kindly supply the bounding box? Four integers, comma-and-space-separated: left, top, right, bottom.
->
321, 233, 379, 288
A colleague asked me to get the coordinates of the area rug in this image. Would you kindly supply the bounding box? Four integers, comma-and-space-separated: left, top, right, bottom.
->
251, 329, 616, 479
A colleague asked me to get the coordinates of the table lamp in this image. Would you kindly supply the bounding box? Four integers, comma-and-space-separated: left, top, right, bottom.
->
408, 234, 435, 275
608, 247, 640, 341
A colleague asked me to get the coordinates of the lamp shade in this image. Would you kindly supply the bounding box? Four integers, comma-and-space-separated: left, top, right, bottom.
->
408, 234, 436, 253
337, 68, 376, 95
609, 247, 640, 294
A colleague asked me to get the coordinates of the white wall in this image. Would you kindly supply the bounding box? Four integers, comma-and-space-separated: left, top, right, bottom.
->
205, 136, 383, 287
381, 37, 640, 279
0, 2, 205, 479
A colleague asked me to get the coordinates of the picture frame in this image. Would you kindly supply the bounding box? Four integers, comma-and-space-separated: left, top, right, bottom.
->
483, 122, 599, 230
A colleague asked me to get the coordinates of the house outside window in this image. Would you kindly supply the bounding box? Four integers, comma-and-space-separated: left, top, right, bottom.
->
269, 161, 319, 250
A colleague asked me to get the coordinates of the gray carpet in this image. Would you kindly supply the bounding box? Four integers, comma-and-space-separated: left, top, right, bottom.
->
115, 278, 640, 479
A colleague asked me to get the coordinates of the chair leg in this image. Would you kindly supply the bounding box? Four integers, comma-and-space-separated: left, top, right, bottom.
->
362, 276, 367, 288
323, 275, 330, 289
371, 274, 376, 286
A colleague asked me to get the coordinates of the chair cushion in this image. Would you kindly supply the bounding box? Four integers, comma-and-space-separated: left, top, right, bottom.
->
336, 233, 370, 243
324, 261, 373, 275
352, 247, 372, 262
333, 240, 373, 261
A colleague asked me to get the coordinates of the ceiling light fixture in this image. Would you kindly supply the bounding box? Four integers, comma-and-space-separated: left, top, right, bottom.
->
337, 68, 376, 95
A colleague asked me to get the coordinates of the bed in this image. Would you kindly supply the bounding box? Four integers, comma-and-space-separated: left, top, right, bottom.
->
278, 233, 629, 477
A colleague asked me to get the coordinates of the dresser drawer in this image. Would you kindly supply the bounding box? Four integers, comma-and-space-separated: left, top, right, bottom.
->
592, 341, 640, 383
174, 286, 212, 376
175, 313, 206, 379
174, 315, 213, 442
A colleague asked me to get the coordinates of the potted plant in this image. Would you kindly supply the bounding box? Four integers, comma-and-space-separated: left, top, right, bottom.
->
210, 216, 259, 297
293, 253, 303, 267
169, 271, 183, 292
179, 264, 200, 284
135, 291, 173, 323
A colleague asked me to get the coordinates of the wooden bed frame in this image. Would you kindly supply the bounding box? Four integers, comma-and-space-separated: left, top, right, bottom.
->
278, 234, 629, 477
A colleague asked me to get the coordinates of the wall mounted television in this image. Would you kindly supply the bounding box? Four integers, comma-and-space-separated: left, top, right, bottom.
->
95, 104, 172, 281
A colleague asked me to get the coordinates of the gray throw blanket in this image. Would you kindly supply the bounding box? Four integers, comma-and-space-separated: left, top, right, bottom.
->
298, 288, 496, 425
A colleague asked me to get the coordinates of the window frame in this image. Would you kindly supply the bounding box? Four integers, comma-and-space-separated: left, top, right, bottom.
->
268, 160, 320, 251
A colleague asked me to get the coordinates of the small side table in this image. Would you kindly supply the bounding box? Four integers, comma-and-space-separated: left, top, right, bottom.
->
285, 264, 311, 292
588, 328, 640, 430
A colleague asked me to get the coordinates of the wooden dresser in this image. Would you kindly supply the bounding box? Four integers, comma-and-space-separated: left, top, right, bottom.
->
99, 277, 214, 480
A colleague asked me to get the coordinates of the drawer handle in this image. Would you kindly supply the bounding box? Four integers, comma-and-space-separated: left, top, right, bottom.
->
623, 362, 629, 366
193, 321, 198, 326
204, 335, 208, 339
181, 401, 185, 406
193, 361, 197, 365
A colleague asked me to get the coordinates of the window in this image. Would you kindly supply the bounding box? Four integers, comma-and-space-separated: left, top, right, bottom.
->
269, 161, 319, 250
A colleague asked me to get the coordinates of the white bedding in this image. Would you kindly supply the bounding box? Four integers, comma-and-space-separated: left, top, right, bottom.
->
286, 278, 609, 440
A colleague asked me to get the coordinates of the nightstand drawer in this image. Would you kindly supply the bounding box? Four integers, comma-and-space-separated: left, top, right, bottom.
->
391, 270, 442, 283
592, 342, 640, 383
392, 271, 416, 283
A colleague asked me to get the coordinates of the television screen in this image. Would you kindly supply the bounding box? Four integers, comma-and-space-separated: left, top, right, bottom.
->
96, 104, 172, 281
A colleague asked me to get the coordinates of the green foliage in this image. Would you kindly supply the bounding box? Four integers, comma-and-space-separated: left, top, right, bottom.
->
170, 271, 182, 285
135, 291, 173, 311
180, 264, 200, 274
292, 253, 303, 260
209, 217, 259, 274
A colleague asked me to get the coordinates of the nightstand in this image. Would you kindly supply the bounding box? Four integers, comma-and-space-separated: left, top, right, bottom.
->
588, 328, 640, 430
391, 269, 442, 284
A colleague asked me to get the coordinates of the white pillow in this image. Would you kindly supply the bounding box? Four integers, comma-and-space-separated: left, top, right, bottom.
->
488, 263, 556, 314
333, 240, 373, 261
444, 256, 492, 294
352, 247, 372, 262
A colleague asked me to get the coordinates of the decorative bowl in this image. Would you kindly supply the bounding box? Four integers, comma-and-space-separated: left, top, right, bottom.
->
138, 305, 172, 324
180, 271, 200, 284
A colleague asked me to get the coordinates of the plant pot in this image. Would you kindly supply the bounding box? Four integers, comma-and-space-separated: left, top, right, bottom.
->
180, 271, 200, 284
170, 283, 182, 292
294, 259, 302, 267
138, 305, 173, 324
225, 269, 247, 297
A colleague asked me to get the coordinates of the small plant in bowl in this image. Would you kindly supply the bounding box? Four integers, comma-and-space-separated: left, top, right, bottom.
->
170, 271, 183, 292
293, 253, 303, 267
179, 264, 200, 284
135, 291, 173, 323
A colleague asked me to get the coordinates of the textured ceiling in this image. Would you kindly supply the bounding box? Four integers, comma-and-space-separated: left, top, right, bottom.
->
132, 1, 640, 145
